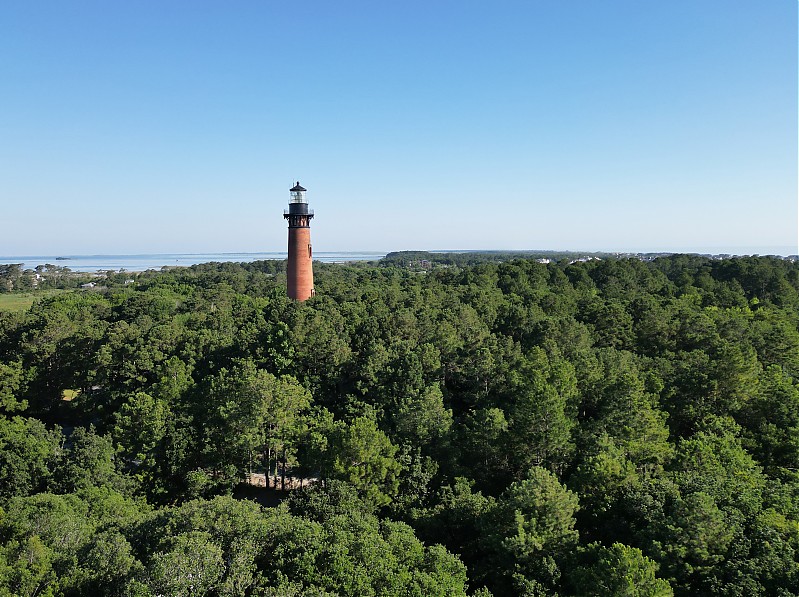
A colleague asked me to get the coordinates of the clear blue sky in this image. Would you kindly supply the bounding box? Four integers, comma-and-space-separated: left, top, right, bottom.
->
1, 1, 796, 255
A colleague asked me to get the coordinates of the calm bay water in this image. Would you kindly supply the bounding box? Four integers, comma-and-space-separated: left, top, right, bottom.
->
0, 252, 386, 273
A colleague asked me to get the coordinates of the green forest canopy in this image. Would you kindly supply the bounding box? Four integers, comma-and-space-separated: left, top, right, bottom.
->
1, 254, 798, 595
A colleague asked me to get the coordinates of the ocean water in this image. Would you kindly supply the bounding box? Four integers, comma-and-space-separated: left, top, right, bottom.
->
0, 252, 386, 273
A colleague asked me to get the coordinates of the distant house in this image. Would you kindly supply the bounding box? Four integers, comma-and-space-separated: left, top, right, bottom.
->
81, 282, 95, 289
568, 256, 602, 265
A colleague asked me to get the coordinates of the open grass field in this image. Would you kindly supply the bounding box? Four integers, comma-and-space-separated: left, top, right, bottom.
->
0, 289, 69, 312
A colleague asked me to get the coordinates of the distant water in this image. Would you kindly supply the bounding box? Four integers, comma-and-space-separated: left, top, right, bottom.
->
0, 252, 386, 273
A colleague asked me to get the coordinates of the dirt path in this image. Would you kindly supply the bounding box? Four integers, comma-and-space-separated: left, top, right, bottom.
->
246, 473, 317, 491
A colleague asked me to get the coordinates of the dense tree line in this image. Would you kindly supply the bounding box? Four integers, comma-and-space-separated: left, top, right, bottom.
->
0, 263, 99, 292
380, 250, 609, 268
1, 254, 798, 595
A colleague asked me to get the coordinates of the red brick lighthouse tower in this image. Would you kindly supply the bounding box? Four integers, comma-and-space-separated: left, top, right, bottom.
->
284, 181, 315, 301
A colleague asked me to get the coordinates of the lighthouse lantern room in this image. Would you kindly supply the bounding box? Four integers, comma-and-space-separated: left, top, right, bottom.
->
284, 181, 315, 300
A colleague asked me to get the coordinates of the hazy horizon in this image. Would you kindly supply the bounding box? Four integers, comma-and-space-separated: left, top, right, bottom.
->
2, 244, 796, 263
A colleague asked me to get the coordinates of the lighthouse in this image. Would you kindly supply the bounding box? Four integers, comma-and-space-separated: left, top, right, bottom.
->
284, 181, 315, 300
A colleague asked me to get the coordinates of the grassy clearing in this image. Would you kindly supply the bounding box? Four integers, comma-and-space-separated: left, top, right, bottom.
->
61, 389, 80, 401
0, 289, 69, 312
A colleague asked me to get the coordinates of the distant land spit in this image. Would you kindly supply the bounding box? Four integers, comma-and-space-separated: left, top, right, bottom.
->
1, 248, 796, 273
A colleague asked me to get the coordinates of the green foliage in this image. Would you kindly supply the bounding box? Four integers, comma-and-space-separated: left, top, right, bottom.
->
413, 477, 495, 588
326, 416, 401, 507
503, 347, 577, 475
147, 531, 225, 596
740, 365, 799, 477
568, 542, 673, 596
113, 392, 170, 480
0, 416, 62, 502
578, 349, 673, 470
54, 426, 128, 494
0, 489, 147, 596
0, 361, 26, 413
568, 436, 641, 544
0, 255, 798, 595
0, 535, 57, 597
479, 466, 580, 593
286, 479, 375, 522
672, 425, 766, 516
